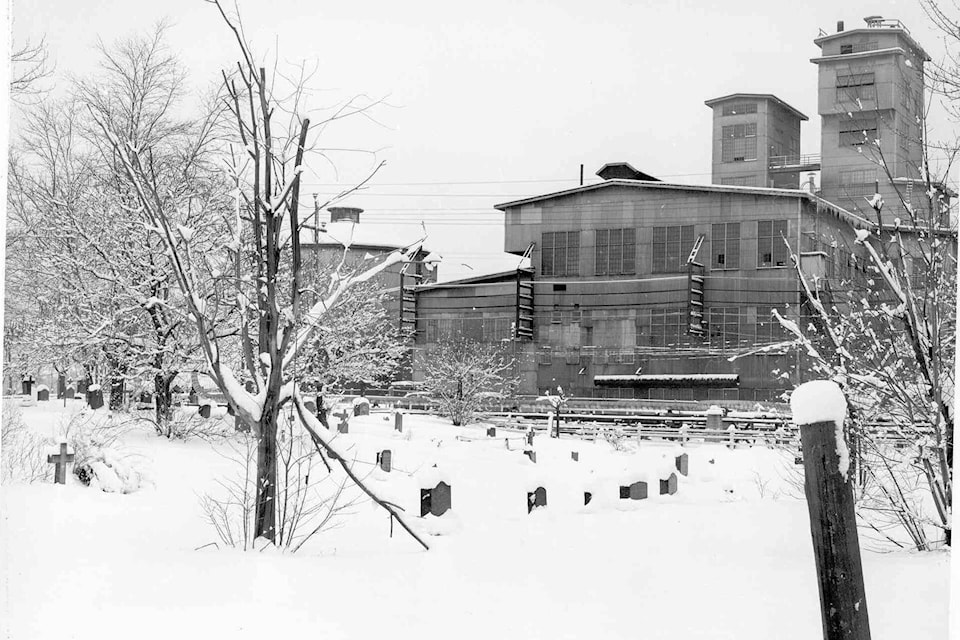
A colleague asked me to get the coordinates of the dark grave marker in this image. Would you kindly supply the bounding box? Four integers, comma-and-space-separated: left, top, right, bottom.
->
659, 473, 678, 496
37, 388, 50, 402
571, 451, 579, 462
527, 486, 547, 513
77, 380, 88, 395
378, 450, 392, 472
524, 449, 537, 463
394, 412, 403, 432
57, 375, 66, 399
47, 442, 75, 485
584, 491, 593, 505
334, 411, 349, 434
420, 481, 452, 517
675, 453, 689, 476
620, 481, 648, 500
21, 377, 35, 396
188, 389, 199, 405
486, 426, 496, 438
198, 403, 212, 419
304, 400, 317, 414
87, 388, 104, 410
353, 400, 370, 417
65, 386, 75, 400
526, 429, 535, 447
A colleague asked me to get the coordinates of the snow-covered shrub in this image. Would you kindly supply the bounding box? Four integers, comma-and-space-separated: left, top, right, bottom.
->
200, 416, 359, 552
166, 406, 234, 441
64, 411, 146, 494
1, 402, 52, 483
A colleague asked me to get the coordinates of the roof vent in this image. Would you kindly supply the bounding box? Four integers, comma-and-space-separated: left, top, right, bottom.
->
328, 207, 362, 224
595, 162, 659, 182
836, 20, 844, 32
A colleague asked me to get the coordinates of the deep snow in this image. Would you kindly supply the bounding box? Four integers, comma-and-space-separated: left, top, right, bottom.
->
0, 400, 951, 640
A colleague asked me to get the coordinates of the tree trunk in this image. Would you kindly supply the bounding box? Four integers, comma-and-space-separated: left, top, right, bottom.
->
155, 372, 175, 436
254, 395, 280, 542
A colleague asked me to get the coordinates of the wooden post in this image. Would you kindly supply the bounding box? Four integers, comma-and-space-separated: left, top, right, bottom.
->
798, 416, 871, 638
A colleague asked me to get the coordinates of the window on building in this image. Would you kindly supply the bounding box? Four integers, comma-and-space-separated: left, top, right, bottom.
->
839, 117, 879, 146
757, 220, 790, 267
840, 40, 878, 55
708, 307, 743, 351
836, 72, 876, 103
721, 123, 758, 162
720, 175, 757, 187
711, 223, 741, 270
652, 225, 695, 273
756, 307, 789, 343
721, 102, 757, 116
541, 231, 580, 277
649, 308, 685, 348
838, 169, 877, 196
595, 228, 636, 275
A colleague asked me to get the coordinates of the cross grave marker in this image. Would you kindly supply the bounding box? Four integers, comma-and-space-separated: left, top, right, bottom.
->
47, 442, 75, 485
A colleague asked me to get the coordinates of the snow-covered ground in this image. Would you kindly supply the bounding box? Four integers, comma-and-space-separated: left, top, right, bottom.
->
0, 401, 951, 640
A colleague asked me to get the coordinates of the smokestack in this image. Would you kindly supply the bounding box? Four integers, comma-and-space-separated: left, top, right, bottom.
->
328, 207, 362, 224
837, 20, 844, 32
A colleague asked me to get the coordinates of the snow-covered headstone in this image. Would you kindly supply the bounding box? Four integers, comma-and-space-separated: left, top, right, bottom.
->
36, 386, 50, 402
352, 396, 370, 417
675, 453, 689, 476
620, 481, 648, 500
659, 473, 678, 496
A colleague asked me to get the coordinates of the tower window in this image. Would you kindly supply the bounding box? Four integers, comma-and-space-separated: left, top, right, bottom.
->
721, 123, 758, 162
836, 72, 876, 103
839, 118, 879, 146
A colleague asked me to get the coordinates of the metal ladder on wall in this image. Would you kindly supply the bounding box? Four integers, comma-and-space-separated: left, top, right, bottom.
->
514, 243, 535, 339
686, 234, 706, 337
398, 260, 420, 335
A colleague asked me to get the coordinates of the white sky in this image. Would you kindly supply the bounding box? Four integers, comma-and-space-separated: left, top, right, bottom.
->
9, 0, 959, 280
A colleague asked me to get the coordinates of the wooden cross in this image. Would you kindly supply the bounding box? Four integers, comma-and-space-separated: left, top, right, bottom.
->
47, 442, 75, 485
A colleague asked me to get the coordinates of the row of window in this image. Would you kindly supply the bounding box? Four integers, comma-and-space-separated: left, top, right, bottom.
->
541, 221, 791, 276
721, 123, 758, 163
839, 117, 879, 146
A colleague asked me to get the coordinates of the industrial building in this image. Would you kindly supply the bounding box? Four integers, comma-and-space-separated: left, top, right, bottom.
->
410, 16, 953, 404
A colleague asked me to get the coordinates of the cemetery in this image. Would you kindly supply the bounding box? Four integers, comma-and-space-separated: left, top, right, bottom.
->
0, 393, 950, 639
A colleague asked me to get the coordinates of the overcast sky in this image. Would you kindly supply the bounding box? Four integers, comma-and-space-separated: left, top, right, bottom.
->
9, 0, 958, 280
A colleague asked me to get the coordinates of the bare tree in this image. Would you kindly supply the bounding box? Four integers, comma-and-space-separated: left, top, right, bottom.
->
921, 0, 960, 119
10, 37, 52, 102
421, 334, 518, 426
95, 2, 428, 549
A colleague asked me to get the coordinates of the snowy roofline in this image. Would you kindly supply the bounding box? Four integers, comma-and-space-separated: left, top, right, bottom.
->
414, 266, 533, 290
703, 93, 808, 121
594, 374, 740, 388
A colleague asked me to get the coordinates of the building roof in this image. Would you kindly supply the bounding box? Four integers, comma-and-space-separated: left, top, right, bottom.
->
414, 266, 533, 291
300, 220, 430, 252
813, 23, 930, 62
595, 162, 659, 181
495, 179, 879, 232
704, 93, 809, 121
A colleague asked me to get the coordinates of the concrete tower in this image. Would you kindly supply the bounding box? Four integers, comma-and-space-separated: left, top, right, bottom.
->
705, 93, 809, 189
812, 16, 930, 217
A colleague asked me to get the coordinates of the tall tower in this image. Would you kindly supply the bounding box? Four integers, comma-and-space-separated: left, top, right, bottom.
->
705, 93, 809, 189
812, 16, 930, 217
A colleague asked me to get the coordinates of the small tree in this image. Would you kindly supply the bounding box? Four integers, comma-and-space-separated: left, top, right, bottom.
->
422, 335, 517, 426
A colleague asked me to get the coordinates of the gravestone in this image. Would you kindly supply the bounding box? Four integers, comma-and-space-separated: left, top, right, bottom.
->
620, 481, 648, 500
353, 399, 370, 417
37, 387, 50, 402
198, 403, 212, 419
335, 411, 349, 434
47, 442, 75, 485
64, 386, 75, 400
188, 389, 199, 405
659, 473, 678, 496
420, 481, 452, 517
486, 426, 496, 438
571, 451, 579, 462
527, 486, 547, 513
77, 380, 88, 395
57, 374, 66, 399
377, 450, 392, 472
304, 400, 317, 414
524, 449, 537, 463
87, 388, 104, 410
675, 453, 689, 476
21, 377, 35, 396
526, 429, 535, 447
394, 412, 403, 432
584, 491, 593, 505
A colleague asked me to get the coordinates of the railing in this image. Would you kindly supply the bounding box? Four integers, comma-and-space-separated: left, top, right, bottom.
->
768, 153, 822, 170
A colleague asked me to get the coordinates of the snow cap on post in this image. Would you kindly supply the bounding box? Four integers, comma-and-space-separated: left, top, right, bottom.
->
789, 380, 847, 427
